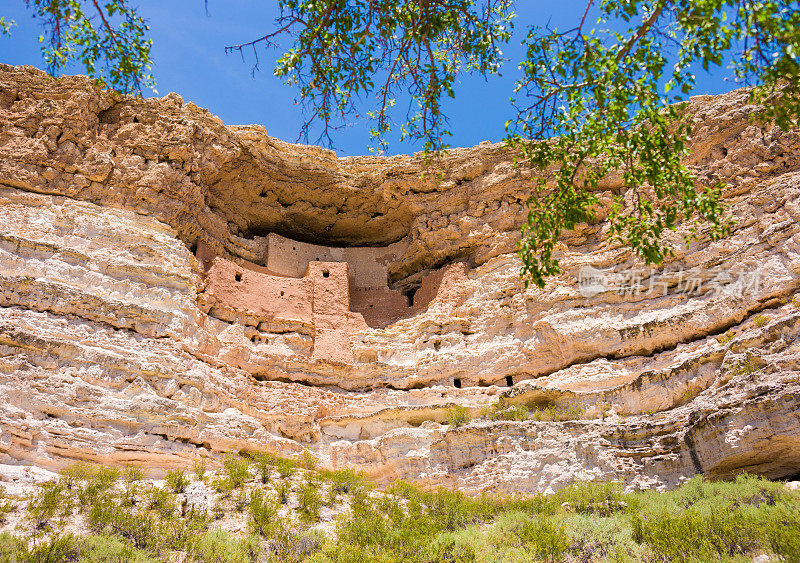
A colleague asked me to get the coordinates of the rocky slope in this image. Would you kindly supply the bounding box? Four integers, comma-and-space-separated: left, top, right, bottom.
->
0, 63, 799, 494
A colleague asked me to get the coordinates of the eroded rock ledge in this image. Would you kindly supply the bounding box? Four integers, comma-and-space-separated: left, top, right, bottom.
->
0, 63, 799, 493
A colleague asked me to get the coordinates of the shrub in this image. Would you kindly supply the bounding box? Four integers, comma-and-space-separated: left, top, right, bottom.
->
0, 499, 13, 524
276, 481, 291, 505
192, 529, 259, 563
234, 489, 249, 513
293, 530, 326, 560
752, 314, 769, 328
732, 353, 759, 376
631, 474, 800, 561
193, 460, 207, 481
165, 469, 190, 493
26, 534, 82, 562
490, 512, 569, 561
212, 476, 235, 495
62, 463, 120, 508
0, 532, 26, 559
62, 463, 120, 488
255, 457, 272, 484
147, 487, 176, 518
297, 476, 323, 524
249, 488, 289, 543
555, 480, 628, 517
87, 494, 159, 551
122, 465, 147, 483
494, 404, 529, 421
518, 518, 569, 561
445, 405, 471, 428
300, 451, 319, 470
425, 531, 478, 562
322, 468, 367, 504
528, 400, 585, 422
28, 481, 72, 530
80, 534, 158, 562
482, 398, 529, 422
222, 454, 251, 488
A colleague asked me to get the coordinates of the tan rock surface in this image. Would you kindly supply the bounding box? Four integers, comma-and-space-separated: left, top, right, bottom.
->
0, 63, 799, 492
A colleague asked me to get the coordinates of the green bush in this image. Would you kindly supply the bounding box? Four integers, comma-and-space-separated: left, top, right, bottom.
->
28, 481, 72, 530
482, 398, 529, 421
489, 512, 569, 562
61, 463, 120, 509
147, 487, 176, 518
321, 468, 368, 504
80, 534, 158, 562
248, 488, 296, 556
193, 460, 207, 481
2, 458, 799, 563
164, 469, 190, 493
86, 495, 159, 551
632, 475, 800, 561
555, 480, 628, 517
31, 534, 83, 562
122, 465, 147, 483
0, 532, 26, 559
212, 476, 235, 495
425, 531, 478, 562
222, 454, 251, 488
445, 405, 471, 428
297, 476, 323, 524
276, 481, 291, 505
255, 457, 272, 484
192, 529, 259, 563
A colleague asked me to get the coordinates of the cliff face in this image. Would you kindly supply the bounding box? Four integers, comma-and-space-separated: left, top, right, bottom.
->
1, 63, 799, 493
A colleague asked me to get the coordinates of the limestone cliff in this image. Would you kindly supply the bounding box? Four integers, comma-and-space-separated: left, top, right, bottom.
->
0, 63, 799, 493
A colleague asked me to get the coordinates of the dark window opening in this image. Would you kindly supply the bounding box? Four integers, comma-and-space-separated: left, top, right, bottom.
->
189, 242, 198, 254
322, 269, 330, 278
404, 287, 418, 307
250, 335, 257, 343
280, 291, 285, 297
453, 378, 462, 389
235, 272, 242, 282
433, 341, 441, 351
506, 375, 514, 387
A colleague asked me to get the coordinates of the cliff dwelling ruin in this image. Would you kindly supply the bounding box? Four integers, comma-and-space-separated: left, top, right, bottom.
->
198, 233, 462, 367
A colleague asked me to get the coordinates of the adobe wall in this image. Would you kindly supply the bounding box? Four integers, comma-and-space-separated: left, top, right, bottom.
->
307, 261, 354, 364
264, 233, 407, 289
202, 253, 356, 363
202, 255, 313, 326
350, 287, 409, 328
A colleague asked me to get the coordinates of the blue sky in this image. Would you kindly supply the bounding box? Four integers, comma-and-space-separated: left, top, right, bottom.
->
1, 2, 735, 155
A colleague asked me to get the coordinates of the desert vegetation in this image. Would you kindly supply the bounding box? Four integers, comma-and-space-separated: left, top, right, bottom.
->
0, 455, 797, 562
